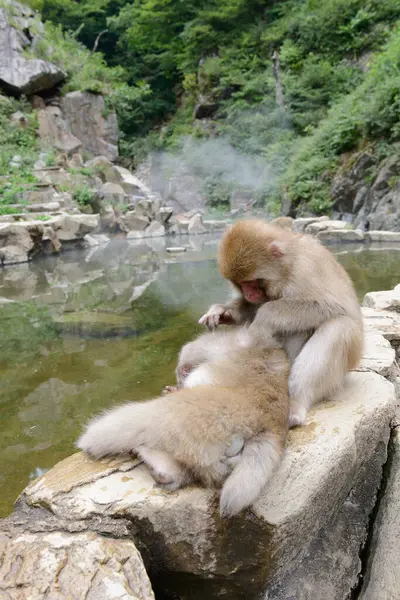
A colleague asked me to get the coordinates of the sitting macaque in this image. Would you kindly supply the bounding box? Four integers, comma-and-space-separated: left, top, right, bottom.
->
77, 329, 290, 517
199, 219, 363, 427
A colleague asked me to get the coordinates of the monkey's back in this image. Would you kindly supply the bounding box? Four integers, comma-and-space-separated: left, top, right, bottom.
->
150, 348, 290, 469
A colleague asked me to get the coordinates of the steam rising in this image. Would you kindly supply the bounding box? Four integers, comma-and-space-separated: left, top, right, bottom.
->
149, 135, 277, 210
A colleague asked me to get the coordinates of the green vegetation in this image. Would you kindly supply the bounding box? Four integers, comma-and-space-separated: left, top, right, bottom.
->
73, 185, 96, 210
34, 214, 52, 221
0, 206, 21, 215
2, 0, 400, 213
32, 0, 400, 213
0, 95, 39, 178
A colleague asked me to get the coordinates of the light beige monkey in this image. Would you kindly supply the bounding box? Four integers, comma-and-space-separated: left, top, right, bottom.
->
199, 219, 363, 426
77, 329, 290, 517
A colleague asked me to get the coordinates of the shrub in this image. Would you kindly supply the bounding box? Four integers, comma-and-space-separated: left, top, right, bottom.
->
73, 185, 96, 210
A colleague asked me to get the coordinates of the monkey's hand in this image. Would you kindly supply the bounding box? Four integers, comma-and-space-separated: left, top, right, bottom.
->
198, 304, 235, 330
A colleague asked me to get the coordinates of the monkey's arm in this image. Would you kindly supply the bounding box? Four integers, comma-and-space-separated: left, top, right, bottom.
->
199, 297, 256, 330
250, 299, 345, 334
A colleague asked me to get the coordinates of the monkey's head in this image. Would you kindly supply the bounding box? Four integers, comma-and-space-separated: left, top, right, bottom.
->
218, 219, 293, 303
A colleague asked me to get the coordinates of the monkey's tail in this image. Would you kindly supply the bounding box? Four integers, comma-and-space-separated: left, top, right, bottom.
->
76, 400, 157, 458
219, 432, 284, 518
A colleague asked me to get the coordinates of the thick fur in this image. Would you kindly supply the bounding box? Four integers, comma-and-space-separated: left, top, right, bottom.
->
78, 332, 290, 517
201, 219, 364, 426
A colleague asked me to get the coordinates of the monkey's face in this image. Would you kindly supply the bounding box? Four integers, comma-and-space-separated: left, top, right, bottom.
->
175, 363, 193, 385
239, 280, 266, 304
219, 220, 289, 295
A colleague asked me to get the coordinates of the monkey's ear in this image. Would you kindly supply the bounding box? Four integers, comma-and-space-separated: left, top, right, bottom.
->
269, 240, 285, 258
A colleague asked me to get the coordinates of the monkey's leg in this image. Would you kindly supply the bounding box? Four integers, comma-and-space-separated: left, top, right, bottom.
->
137, 446, 192, 491
282, 331, 312, 364
288, 316, 358, 427
219, 432, 284, 517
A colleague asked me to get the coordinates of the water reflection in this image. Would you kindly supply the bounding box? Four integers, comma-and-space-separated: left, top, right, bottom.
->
0, 236, 399, 516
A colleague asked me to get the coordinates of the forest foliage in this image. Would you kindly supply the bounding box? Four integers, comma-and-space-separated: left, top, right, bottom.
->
11, 0, 400, 212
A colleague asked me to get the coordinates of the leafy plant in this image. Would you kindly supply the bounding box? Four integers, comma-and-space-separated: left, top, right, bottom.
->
73, 185, 96, 211
0, 206, 21, 215
33, 214, 52, 221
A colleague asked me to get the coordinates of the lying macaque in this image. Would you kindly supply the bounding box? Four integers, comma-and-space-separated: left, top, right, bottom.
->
199, 219, 363, 426
77, 329, 289, 517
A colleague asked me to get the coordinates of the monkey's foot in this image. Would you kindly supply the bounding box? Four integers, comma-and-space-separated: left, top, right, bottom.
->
225, 435, 244, 457
156, 480, 184, 492
162, 385, 179, 396
288, 404, 307, 428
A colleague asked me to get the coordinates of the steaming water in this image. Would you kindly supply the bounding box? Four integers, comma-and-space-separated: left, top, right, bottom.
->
0, 235, 399, 517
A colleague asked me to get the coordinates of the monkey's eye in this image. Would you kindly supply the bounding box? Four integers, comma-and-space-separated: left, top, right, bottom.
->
181, 365, 192, 377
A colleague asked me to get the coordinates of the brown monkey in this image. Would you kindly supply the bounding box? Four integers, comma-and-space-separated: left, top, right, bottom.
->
77, 329, 290, 517
199, 219, 363, 426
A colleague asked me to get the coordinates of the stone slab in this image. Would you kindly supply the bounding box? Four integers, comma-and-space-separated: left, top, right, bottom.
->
305, 219, 348, 234
317, 228, 365, 243
363, 287, 400, 312
365, 231, 400, 243
362, 306, 400, 344
24, 371, 396, 599
292, 216, 329, 233
0, 529, 155, 600
356, 331, 396, 377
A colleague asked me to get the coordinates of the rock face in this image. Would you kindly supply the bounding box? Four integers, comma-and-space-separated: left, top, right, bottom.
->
331, 151, 376, 215
38, 106, 82, 155
194, 93, 219, 119
0, 215, 100, 265
62, 92, 118, 161
288, 215, 400, 244
188, 213, 206, 234
330, 150, 400, 231
0, 222, 44, 265
363, 285, 400, 312
112, 166, 151, 196
357, 155, 400, 231
0, 528, 155, 600
0, 4, 66, 95
359, 428, 400, 600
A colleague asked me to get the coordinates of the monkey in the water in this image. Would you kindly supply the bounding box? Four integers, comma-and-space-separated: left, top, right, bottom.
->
199, 219, 363, 427
77, 329, 290, 517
